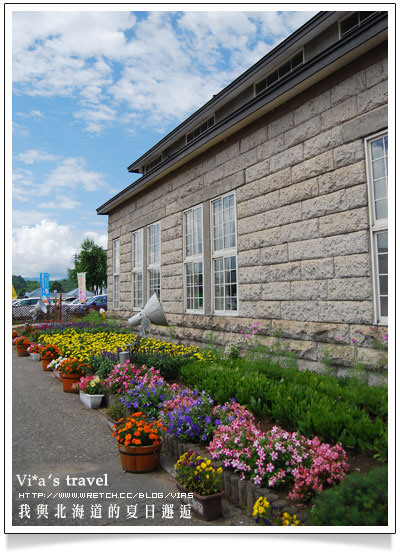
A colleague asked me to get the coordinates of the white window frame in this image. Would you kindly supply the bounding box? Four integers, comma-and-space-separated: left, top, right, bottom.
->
183, 204, 204, 314
211, 192, 239, 315
132, 229, 143, 309
113, 238, 120, 310
147, 221, 161, 301
365, 130, 388, 325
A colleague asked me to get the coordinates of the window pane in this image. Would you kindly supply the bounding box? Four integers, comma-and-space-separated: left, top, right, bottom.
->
133, 272, 143, 307
371, 137, 384, 159
380, 296, 388, 317
379, 274, 388, 296
377, 231, 388, 318
373, 178, 387, 201
372, 158, 386, 180
133, 230, 143, 269
375, 199, 388, 220
148, 223, 160, 265
185, 262, 203, 311
149, 269, 161, 300
213, 256, 237, 312
377, 232, 388, 250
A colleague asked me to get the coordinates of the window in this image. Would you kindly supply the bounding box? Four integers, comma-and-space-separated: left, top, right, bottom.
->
144, 154, 163, 174
113, 239, 120, 309
132, 229, 143, 308
365, 131, 388, 324
184, 205, 203, 312
187, 116, 215, 144
147, 222, 161, 300
255, 51, 304, 96
211, 193, 238, 313
340, 12, 377, 38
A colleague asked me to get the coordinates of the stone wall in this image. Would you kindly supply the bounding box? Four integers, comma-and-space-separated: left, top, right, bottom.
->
106, 42, 388, 381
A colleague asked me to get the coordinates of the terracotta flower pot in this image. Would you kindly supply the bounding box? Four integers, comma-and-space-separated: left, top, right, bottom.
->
117, 441, 162, 473
61, 372, 82, 393
16, 345, 29, 357
175, 480, 224, 521
41, 357, 53, 371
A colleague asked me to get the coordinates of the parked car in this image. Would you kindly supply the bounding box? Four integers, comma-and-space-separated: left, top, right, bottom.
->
12, 297, 42, 307
84, 295, 107, 311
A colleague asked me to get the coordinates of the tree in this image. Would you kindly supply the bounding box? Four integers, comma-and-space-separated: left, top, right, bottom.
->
68, 238, 107, 295
12, 275, 27, 297
50, 280, 64, 293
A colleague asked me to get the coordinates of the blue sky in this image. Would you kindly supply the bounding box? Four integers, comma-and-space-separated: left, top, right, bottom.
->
11, 6, 317, 280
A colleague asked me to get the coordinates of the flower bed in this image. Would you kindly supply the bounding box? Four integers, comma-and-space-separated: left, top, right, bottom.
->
38, 328, 209, 363
29, 324, 382, 524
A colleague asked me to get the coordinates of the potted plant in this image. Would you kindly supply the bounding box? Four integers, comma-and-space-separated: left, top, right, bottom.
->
50, 356, 68, 381
14, 336, 31, 357
27, 343, 41, 361
12, 329, 20, 345
112, 411, 166, 473
105, 402, 128, 431
39, 345, 61, 371
174, 450, 224, 521
58, 358, 90, 393
77, 375, 106, 408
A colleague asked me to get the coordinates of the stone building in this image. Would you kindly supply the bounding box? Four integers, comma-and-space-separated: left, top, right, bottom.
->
97, 10, 388, 379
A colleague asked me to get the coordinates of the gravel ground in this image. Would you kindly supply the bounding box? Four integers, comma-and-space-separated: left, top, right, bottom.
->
11, 348, 253, 529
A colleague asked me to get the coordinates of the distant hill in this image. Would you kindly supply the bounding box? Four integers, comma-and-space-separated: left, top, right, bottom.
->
12, 275, 76, 296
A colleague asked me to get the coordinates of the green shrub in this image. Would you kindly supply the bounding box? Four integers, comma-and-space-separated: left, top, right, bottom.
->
87, 354, 116, 380
128, 350, 192, 382
178, 359, 388, 457
105, 402, 128, 421
307, 466, 388, 526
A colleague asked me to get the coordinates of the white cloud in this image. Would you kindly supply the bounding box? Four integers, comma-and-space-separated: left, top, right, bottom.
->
12, 219, 108, 277
12, 155, 108, 201
12, 10, 317, 134
12, 219, 80, 276
40, 157, 107, 194
73, 103, 117, 135
82, 231, 108, 250
13, 209, 48, 227
37, 196, 81, 210
12, 121, 29, 137
15, 109, 45, 119
14, 149, 59, 164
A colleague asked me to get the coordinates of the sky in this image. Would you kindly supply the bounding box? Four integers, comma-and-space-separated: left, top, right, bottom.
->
10, 5, 318, 280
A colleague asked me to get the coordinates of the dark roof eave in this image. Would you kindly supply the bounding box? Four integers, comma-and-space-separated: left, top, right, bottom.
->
97, 13, 388, 216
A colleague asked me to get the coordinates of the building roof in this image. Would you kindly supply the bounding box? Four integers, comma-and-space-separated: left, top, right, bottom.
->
97, 10, 388, 216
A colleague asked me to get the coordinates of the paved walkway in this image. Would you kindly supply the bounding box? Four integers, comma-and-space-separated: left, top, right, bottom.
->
11, 349, 253, 529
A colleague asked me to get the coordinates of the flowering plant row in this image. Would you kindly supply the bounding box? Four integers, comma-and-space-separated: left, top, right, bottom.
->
207, 422, 349, 502
37, 329, 212, 363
